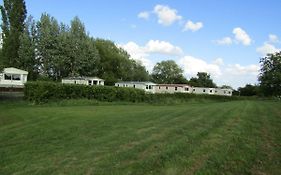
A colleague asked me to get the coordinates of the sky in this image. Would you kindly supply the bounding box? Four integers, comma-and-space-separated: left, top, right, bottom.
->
5, 0, 281, 88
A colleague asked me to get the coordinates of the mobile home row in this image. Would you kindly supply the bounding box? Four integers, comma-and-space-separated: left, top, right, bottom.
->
0, 68, 232, 97
115, 81, 233, 96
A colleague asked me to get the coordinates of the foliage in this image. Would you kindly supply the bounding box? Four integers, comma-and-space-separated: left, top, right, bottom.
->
36, 13, 61, 79
24, 81, 238, 104
259, 52, 281, 96
189, 72, 217, 88
18, 16, 38, 80
95, 39, 149, 85
220, 85, 233, 89
151, 60, 187, 84
24, 81, 146, 103
7, 11, 149, 83
0, 0, 27, 67
0, 0, 149, 84
238, 84, 259, 96
66, 17, 100, 77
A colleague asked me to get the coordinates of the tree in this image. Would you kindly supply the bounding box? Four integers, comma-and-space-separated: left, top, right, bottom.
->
130, 60, 149, 81
151, 60, 187, 84
36, 13, 60, 79
220, 85, 233, 89
189, 72, 217, 88
0, 0, 27, 67
0, 33, 2, 70
259, 52, 281, 96
238, 84, 259, 96
18, 16, 38, 80
95, 39, 148, 85
64, 17, 100, 77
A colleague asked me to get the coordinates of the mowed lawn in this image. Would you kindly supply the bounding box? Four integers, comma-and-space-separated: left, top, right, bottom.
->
0, 101, 280, 175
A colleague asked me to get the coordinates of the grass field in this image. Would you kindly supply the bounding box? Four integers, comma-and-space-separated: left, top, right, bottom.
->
0, 100, 280, 175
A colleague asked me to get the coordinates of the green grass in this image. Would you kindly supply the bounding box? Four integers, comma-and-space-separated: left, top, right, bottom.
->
0, 100, 280, 174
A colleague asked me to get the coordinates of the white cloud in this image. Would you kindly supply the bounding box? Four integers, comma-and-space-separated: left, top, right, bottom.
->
225, 64, 259, 76
153, 4, 182, 26
269, 34, 279, 43
138, 11, 150, 20
256, 43, 280, 56
216, 64, 259, 89
213, 58, 224, 66
233, 27, 252, 46
178, 56, 222, 78
183, 20, 203, 32
145, 40, 183, 55
215, 37, 232, 45
120, 42, 153, 71
178, 55, 259, 88
120, 40, 183, 71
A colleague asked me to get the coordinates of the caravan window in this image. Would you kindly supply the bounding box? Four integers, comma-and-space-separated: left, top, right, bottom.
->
185, 87, 189, 91
175, 87, 177, 91
12, 74, 21, 81
4, 74, 12, 80
88, 80, 92, 85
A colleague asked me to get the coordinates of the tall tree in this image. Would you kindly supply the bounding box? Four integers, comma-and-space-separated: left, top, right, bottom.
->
66, 17, 100, 77
95, 39, 131, 85
189, 72, 217, 88
0, 33, 2, 70
18, 16, 38, 80
259, 52, 281, 96
151, 60, 187, 84
0, 0, 27, 67
36, 13, 60, 79
130, 60, 149, 81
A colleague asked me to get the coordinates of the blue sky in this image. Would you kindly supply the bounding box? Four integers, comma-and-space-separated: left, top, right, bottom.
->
16, 1, 281, 88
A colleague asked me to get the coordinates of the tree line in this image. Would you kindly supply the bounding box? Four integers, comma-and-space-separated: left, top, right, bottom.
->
0, 1, 149, 84
0, 0, 217, 87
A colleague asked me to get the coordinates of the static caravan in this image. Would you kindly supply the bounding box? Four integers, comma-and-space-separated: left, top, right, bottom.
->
62, 77, 104, 86
215, 88, 233, 96
0, 67, 28, 88
191, 87, 216, 95
115, 81, 156, 93
154, 84, 191, 94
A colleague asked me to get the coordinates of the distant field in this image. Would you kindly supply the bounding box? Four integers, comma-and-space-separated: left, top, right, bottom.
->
0, 100, 280, 175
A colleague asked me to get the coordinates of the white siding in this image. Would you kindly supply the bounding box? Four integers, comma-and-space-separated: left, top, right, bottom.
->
115, 82, 156, 93
0, 68, 28, 87
62, 77, 104, 86
154, 85, 191, 94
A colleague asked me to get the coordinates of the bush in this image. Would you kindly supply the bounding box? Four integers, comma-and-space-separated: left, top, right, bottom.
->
24, 81, 240, 104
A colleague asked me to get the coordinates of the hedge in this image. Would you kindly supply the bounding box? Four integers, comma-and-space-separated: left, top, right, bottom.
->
24, 81, 239, 104
24, 81, 146, 103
